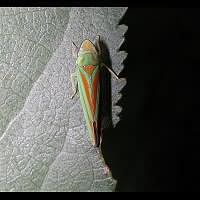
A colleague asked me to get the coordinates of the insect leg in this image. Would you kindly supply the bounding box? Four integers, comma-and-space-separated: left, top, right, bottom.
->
72, 41, 79, 58
95, 35, 101, 55
70, 72, 78, 99
101, 63, 119, 79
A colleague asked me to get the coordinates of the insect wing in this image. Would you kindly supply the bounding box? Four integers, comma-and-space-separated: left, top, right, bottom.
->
78, 65, 100, 146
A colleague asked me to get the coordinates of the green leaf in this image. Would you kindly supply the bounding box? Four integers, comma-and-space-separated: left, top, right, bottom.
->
0, 7, 127, 192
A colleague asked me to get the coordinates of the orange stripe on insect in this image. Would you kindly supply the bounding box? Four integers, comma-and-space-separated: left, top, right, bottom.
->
92, 71, 100, 114
80, 71, 94, 115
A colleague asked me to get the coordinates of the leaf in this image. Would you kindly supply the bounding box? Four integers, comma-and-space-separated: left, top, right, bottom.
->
0, 7, 127, 192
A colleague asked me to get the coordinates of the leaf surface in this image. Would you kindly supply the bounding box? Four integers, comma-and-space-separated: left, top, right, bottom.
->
0, 7, 127, 192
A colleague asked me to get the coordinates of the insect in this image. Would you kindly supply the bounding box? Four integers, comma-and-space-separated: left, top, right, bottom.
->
70, 36, 119, 147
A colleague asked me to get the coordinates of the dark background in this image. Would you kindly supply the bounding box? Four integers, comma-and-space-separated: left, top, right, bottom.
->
102, 8, 200, 192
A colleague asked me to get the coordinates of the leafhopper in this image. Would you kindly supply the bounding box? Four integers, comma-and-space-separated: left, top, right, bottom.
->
71, 36, 119, 147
